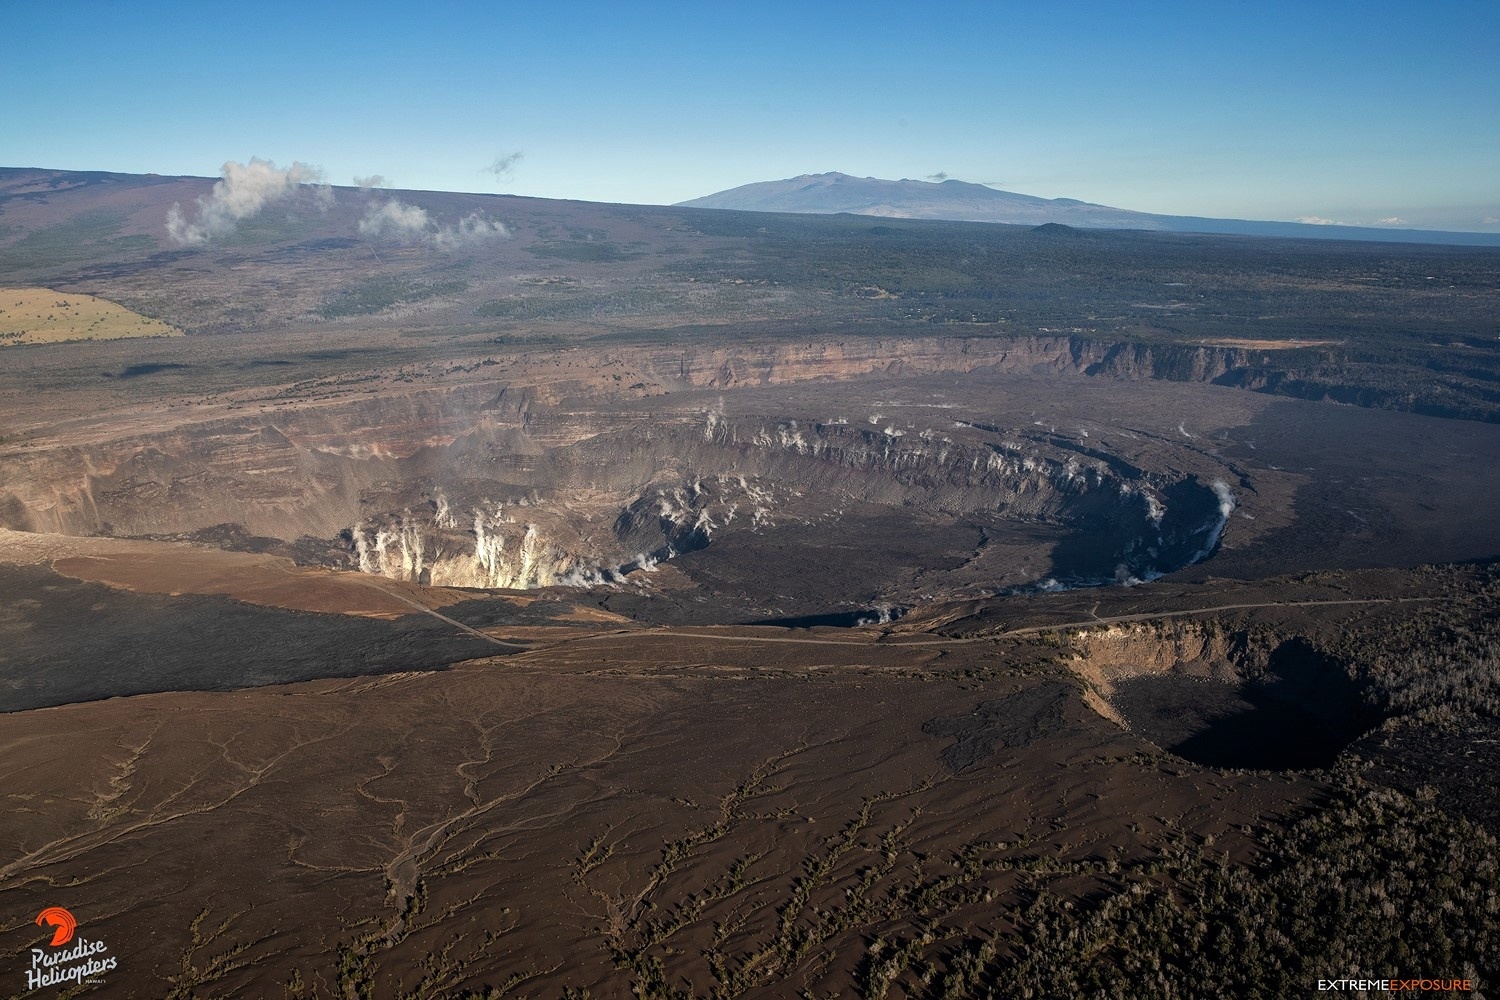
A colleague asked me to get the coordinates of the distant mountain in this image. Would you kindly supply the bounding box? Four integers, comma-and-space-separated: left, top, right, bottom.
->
678, 173, 1500, 247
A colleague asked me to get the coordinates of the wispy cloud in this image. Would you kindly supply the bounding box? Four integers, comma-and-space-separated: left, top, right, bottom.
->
1295, 215, 1346, 226
485, 151, 524, 178
926, 171, 949, 182
359, 198, 511, 250
166, 158, 327, 245
1376, 216, 1407, 225
1484, 217, 1500, 226
353, 174, 387, 190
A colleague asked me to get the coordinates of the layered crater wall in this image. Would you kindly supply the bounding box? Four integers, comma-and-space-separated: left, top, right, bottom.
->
0, 339, 1261, 617
1, 333, 1253, 535
8, 322, 1500, 618
20, 330, 1500, 617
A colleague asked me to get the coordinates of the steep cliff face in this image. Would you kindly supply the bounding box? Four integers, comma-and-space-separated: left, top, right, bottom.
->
1071, 339, 1254, 382
1067, 621, 1252, 694
1, 336, 1254, 538
0, 391, 1235, 602
631, 333, 1452, 423
661, 335, 1256, 389
0, 336, 1266, 605
1063, 620, 1376, 769
0, 382, 555, 537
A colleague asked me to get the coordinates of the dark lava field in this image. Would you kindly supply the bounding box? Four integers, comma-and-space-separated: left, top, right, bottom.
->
1, 168, 1498, 999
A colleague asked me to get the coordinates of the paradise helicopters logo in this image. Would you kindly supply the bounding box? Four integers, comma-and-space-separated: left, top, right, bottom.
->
24, 907, 117, 991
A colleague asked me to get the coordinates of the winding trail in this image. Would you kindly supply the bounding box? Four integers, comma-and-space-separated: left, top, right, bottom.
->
354, 576, 533, 651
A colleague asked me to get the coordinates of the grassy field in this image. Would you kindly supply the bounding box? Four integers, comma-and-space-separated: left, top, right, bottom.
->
0, 286, 182, 345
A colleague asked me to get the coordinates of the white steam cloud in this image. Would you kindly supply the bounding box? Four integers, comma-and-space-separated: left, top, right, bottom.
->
353, 174, 387, 190
434, 212, 511, 250
1188, 479, 1237, 564
1211, 479, 1236, 519
359, 199, 511, 250
359, 199, 431, 238
166, 158, 328, 245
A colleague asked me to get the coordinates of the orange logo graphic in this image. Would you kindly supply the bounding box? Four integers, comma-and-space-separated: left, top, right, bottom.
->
35, 907, 77, 947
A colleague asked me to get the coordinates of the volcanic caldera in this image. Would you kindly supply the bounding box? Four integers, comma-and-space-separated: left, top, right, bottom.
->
3, 169, 1499, 998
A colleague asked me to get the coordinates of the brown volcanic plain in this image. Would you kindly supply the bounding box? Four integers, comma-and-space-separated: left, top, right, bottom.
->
0, 168, 1499, 998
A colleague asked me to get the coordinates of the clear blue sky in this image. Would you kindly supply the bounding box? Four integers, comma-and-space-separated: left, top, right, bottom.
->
5, 0, 1497, 230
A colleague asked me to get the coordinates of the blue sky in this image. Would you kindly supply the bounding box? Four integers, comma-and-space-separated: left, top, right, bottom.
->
5, 1, 1498, 230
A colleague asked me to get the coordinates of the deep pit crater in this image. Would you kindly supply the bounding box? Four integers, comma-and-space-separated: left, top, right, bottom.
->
333, 407, 1238, 617
1069, 623, 1380, 770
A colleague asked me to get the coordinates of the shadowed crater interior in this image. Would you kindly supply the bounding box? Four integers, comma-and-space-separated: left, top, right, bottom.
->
1112, 676, 1365, 770
1101, 638, 1380, 770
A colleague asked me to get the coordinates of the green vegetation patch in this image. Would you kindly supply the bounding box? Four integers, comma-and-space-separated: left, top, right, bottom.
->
996, 774, 1496, 999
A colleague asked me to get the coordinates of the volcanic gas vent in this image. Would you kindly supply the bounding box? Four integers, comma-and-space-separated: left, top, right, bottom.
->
347, 476, 756, 589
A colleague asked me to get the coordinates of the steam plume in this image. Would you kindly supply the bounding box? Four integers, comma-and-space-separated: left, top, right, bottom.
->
359, 199, 431, 239
359, 199, 511, 250
166, 158, 327, 245
434, 212, 511, 250
1187, 479, 1237, 564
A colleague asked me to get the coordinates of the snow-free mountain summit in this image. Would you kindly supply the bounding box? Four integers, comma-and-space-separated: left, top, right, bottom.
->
679, 172, 1500, 246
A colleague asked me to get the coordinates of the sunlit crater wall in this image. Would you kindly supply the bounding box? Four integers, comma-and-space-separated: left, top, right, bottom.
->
0, 337, 1255, 592
340, 407, 1235, 593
